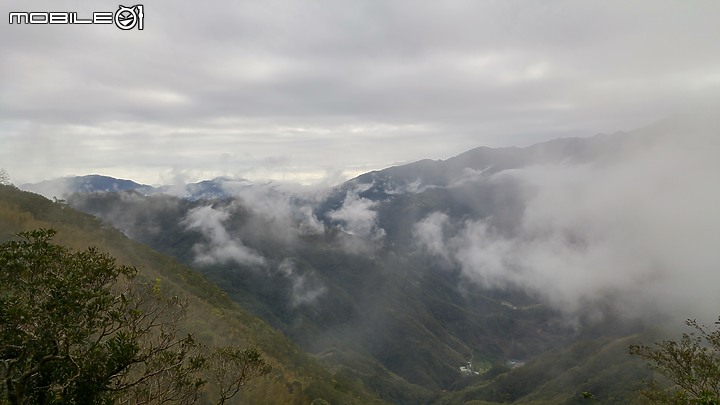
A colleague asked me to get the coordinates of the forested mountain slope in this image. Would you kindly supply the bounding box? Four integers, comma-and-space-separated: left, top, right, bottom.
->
0, 184, 384, 404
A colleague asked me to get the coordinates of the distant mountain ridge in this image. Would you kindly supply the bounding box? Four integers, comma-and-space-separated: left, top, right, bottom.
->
21, 130, 628, 202
20, 175, 254, 201
348, 132, 628, 194
21, 175, 155, 198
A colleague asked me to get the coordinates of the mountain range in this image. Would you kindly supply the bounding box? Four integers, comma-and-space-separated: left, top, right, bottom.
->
20, 174, 254, 201
12, 116, 717, 403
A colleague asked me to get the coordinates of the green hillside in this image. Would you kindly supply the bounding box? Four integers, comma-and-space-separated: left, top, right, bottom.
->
0, 184, 384, 404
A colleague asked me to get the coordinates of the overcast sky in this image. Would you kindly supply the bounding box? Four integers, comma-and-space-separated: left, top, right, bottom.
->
2, 1, 719, 185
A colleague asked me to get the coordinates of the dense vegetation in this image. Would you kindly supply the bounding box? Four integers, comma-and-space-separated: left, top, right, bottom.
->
0, 228, 271, 404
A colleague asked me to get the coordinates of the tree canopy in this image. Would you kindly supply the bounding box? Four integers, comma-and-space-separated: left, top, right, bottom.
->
0, 228, 270, 404
630, 318, 720, 405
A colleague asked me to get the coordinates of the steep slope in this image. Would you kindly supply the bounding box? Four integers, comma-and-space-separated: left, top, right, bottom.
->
0, 184, 384, 404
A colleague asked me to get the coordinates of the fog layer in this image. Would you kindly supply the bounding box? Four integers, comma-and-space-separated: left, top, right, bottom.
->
415, 118, 720, 322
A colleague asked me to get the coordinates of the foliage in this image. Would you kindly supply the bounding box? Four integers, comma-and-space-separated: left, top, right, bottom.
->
209, 346, 271, 405
630, 318, 720, 404
0, 229, 270, 404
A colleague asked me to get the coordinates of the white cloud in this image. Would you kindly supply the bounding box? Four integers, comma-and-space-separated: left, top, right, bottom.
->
182, 205, 265, 266
276, 259, 326, 308
296, 205, 326, 236
327, 192, 385, 241
416, 122, 720, 323
413, 212, 450, 260
223, 183, 326, 241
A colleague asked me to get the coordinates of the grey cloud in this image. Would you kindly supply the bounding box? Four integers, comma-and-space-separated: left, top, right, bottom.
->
2, 1, 720, 184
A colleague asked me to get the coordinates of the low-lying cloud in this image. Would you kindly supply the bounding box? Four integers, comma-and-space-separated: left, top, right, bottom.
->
328, 192, 385, 241
277, 259, 326, 308
228, 184, 326, 239
415, 121, 720, 323
182, 205, 265, 266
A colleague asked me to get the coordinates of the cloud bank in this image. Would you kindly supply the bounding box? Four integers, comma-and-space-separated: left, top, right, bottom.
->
3, 1, 720, 184
415, 121, 720, 323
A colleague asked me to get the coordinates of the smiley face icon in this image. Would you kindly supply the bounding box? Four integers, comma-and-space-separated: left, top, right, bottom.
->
114, 5, 144, 30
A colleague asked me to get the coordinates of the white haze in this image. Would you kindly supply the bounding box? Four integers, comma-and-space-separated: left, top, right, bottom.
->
180, 191, 327, 307
327, 190, 387, 253
182, 205, 265, 266
225, 183, 326, 240
414, 119, 720, 324
328, 192, 385, 241
277, 259, 327, 308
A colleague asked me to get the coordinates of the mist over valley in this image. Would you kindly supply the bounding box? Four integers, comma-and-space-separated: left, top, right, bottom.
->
14, 115, 718, 403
